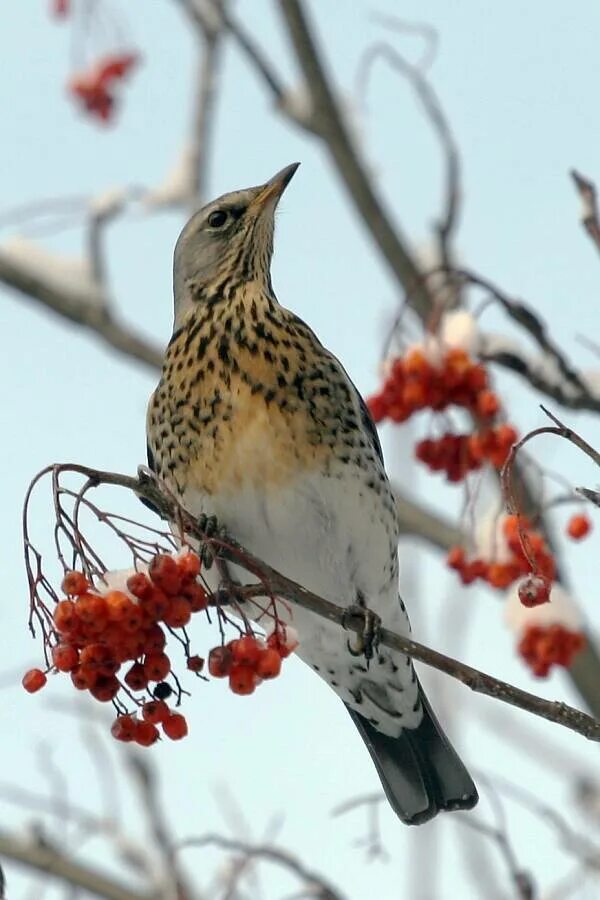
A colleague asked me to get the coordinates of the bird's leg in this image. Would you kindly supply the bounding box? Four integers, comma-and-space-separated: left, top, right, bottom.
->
197, 514, 229, 569
342, 603, 381, 662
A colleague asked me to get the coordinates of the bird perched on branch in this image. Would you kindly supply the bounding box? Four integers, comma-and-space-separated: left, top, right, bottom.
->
147, 163, 478, 824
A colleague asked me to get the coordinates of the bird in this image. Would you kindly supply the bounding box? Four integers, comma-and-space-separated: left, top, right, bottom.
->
146, 163, 478, 824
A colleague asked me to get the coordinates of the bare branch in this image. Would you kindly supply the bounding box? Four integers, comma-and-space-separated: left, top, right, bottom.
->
178, 834, 344, 900
455, 268, 597, 409
393, 484, 461, 549
0, 247, 163, 371
277, 0, 434, 319
356, 39, 461, 273
0, 829, 153, 900
128, 755, 193, 900
571, 169, 600, 259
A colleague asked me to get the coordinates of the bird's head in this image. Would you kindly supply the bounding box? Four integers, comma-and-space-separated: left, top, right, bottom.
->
172, 162, 299, 327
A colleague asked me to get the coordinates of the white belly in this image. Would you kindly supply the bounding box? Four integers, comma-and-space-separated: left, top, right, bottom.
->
182, 469, 421, 735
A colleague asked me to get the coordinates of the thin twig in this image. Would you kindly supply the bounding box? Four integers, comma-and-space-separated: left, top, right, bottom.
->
571, 169, 600, 259
277, 0, 434, 319
178, 834, 344, 900
356, 40, 461, 274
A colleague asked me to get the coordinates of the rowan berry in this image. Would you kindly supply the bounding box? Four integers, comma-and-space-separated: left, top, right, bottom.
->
135, 721, 159, 747
231, 635, 262, 667
53, 599, 77, 634
162, 596, 192, 629
477, 391, 500, 419
178, 549, 201, 579
143, 652, 171, 682
567, 514, 591, 540
105, 591, 135, 623
256, 648, 282, 679
186, 655, 204, 672
149, 554, 182, 595
182, 581, 208, 612
127, 572, 153, 600
111, 715, 136, 742
61, 571, 90, 596
75, 592, 108, 624
22, 668, 47, 693
208, 645, 233, 677
142, 700, 170, 725
51, 643, 79, 672
162, 713, 188, 740
229, 664, 256, 695
124, 662, 148, 691
518, 576, 551, 608
90, 675, 120, 702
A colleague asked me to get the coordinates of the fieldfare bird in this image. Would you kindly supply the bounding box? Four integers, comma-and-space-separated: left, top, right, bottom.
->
146, 163, 478, 824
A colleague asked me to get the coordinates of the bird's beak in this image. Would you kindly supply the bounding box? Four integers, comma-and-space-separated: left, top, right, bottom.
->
251, 162, 300, 212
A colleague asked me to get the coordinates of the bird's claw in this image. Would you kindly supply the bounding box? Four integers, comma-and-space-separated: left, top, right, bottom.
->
197, 514, 228, 569
213, 579, 244, 607
342, 605, 381, 662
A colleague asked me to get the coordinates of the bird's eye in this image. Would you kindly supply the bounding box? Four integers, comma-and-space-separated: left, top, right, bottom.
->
207, 210, 228, 229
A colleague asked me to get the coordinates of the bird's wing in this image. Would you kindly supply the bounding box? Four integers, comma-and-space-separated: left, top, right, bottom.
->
286, 311, 385, 468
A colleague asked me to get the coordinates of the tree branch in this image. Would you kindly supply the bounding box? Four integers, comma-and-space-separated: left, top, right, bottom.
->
393, 484, 461, 549
39, 463, 600, 745
178, 834, 345, 900
0, 248, 163, 371
0, 830, 153, 900
277, 0, 434, 319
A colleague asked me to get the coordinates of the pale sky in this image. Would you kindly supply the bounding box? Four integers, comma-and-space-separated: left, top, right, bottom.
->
3, 2, 600, 898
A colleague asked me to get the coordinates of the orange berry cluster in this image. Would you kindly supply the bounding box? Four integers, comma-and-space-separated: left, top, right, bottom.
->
367, 347, 518, 483
518, 624, 585, 678
23, 548, 297, 744
207, 626, 299, 696
368, 347, 492, 422
23, 551, 206, 745
447, 515, 556, 591
68, 52, 138, 123
415, 425, 518, 483
566, 514, 592, 541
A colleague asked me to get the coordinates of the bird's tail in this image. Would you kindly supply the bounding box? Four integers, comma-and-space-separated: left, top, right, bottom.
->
346, 685, 478, 825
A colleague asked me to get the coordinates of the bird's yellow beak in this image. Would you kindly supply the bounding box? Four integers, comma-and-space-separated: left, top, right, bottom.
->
251, 162, 300, 212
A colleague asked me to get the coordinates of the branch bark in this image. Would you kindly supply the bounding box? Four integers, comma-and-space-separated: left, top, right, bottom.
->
0, 249, 163, 372
0, 830, 153, 900
277, 0, 434, 319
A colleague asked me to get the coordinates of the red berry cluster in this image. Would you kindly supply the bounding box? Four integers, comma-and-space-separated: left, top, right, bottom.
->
566, 514, 592, 541
368, 347, 491, 422
367, 347, 518, 483
68, 53, 138, 123
415, 425, 518, 483
207, 625, 299, 696
518, 624, 586, 678
23, 551, 205, 744
23, 548, 298, 744
447, 515, 556, 591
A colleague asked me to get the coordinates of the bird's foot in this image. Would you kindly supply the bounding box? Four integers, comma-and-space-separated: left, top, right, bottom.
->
342, 604, 381, 662
197, 514, 229, 569
213, 577, 244, 607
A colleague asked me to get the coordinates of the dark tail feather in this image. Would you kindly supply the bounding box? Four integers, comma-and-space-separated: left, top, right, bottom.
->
346, 687, 478, 825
